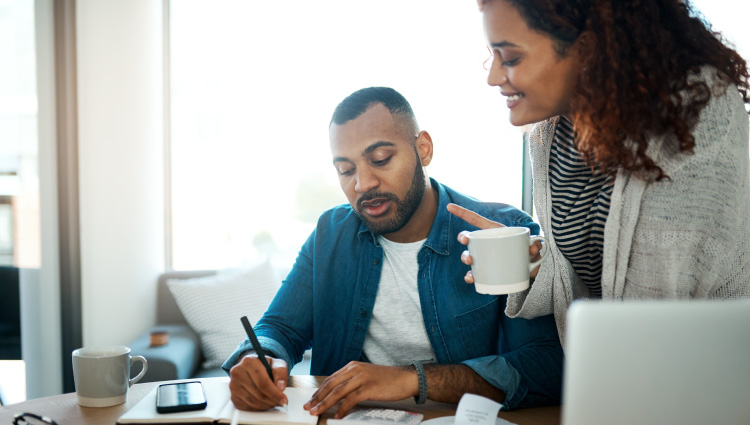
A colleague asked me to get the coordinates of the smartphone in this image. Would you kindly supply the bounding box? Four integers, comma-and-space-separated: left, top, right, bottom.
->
156, 381, 208, 414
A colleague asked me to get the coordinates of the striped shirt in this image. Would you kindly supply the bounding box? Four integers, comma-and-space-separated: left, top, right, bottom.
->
548, 117, 613, 297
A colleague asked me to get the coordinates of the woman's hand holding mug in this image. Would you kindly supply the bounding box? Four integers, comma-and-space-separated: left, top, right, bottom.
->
447, 203, 544, 286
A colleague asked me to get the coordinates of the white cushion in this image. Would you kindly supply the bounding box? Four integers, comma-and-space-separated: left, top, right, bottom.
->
166, 261, 280, 369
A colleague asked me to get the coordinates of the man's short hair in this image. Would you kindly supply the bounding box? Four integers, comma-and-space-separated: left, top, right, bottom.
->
330, 87, 418, 129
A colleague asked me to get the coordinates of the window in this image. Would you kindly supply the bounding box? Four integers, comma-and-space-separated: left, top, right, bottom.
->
0, 0, 40, 269
0, 0, 39, 405
169, 1, 525, 270
169, 1, 750, 271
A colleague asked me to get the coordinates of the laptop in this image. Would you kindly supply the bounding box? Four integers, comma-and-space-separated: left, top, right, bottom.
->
562, 299, 750, 425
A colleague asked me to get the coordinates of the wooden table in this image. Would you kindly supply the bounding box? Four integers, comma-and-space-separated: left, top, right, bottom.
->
0, 376, 560, 425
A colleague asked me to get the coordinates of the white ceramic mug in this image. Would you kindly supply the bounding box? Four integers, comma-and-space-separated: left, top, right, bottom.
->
72, 345, 148, 407
467, 227, 548, 295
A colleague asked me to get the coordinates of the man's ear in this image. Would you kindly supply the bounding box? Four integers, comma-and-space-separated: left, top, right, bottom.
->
415, 130, 434, 166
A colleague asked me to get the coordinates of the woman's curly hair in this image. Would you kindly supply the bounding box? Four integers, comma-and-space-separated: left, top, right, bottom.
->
483, 0, 750, 180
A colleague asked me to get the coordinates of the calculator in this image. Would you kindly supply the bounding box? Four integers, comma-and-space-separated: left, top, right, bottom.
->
328, 408, 424, 425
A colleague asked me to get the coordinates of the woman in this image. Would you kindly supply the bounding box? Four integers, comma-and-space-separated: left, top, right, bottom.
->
449, 0, 750, 341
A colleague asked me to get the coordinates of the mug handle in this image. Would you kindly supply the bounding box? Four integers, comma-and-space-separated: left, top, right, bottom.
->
129, 355, 148, 386
529, 235, 548, 272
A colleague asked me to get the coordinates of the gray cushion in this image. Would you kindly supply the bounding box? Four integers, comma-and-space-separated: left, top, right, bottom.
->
166, 263, 280, 369
156, 270, 216, 324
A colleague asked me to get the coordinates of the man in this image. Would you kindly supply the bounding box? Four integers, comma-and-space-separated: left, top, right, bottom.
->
223, 87, 563, 417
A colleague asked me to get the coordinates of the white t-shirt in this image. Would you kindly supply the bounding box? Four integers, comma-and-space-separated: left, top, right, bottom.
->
362, 236, 436, 366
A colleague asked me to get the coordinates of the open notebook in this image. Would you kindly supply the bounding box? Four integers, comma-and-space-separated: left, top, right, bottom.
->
118, 377, 319, 425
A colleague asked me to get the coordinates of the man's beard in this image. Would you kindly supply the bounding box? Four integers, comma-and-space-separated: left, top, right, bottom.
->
355, 153, 427, 236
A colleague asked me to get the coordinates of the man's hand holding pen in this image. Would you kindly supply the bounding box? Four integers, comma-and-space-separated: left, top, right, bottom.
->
229, 353, 289, 411
230, 316, 289, 411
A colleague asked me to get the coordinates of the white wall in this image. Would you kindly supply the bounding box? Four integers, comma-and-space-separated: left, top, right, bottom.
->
76, 0, 164, 347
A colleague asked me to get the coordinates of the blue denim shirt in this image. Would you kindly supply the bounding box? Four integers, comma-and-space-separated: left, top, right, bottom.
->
223, 179, 563, 409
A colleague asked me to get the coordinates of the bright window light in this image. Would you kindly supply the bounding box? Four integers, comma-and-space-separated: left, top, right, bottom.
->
169, 1, 750, 271
169, 1, 525, 270
690, 0, 750, 60
0, 0, 39, 269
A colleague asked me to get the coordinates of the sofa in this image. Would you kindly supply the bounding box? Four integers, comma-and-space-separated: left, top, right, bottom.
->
129, 268, 310, 383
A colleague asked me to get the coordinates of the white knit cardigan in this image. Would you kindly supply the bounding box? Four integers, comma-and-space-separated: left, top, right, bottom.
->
506, 68, 750, 344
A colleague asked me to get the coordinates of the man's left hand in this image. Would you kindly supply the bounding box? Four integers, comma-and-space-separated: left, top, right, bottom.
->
303, 362, 418, 419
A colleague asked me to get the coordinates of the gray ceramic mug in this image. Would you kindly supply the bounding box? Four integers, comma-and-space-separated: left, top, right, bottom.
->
467, 227, 548, 295
72, 345, 148, 407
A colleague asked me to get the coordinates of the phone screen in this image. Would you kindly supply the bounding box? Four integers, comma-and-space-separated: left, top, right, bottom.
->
156, 381, 208, 413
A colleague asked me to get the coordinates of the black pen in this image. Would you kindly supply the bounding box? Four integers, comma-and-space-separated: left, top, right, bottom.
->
240, 316, 275, 383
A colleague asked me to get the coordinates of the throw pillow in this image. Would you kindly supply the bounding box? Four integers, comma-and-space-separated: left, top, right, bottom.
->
166, 261, 280, 369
